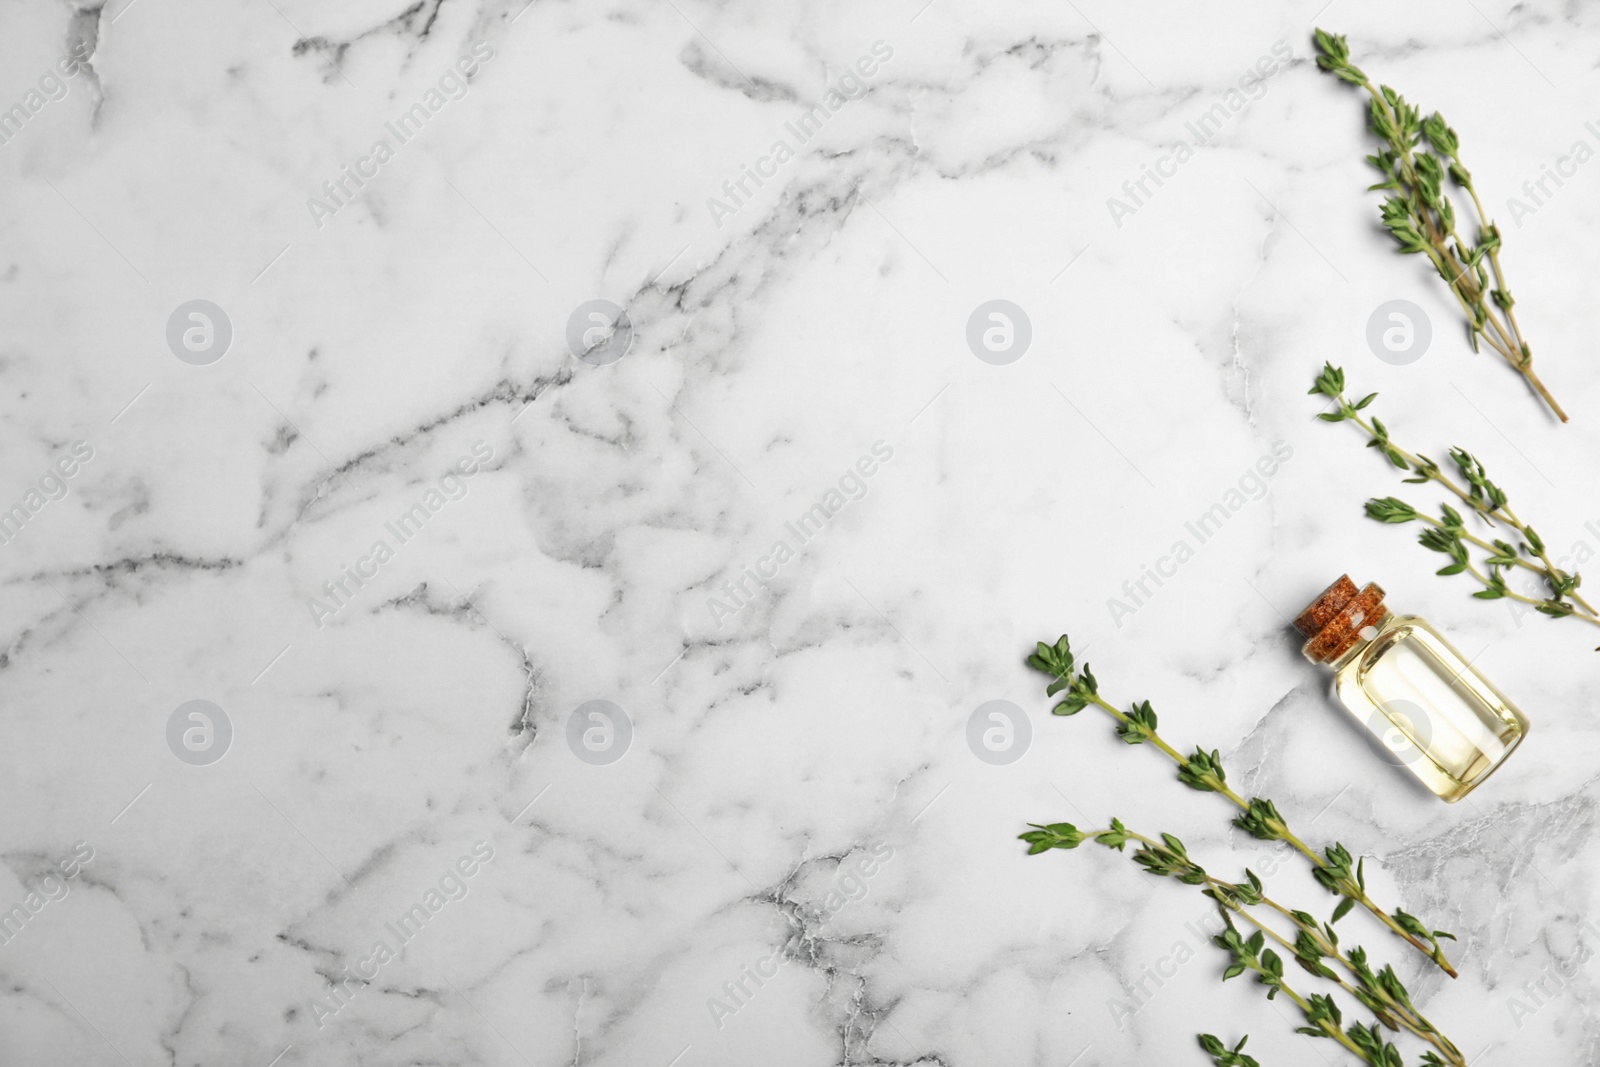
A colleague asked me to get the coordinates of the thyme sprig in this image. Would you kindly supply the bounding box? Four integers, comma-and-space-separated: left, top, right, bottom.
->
1026, 636, 1459, 976
1313, 29, 1566, 422
1198, 1034, 1261, 1067
1312, 363, 1600, 642
1021, 823, 1462, 1065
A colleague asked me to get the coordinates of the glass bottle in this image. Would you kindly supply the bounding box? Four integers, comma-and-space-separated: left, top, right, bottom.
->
1294, 575, 1529, 802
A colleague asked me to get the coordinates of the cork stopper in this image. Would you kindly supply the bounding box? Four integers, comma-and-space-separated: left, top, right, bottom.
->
1295, 575, 1388, 664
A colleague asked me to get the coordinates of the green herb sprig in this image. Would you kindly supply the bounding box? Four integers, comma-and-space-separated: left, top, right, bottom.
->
1198, 1034, 1261, 1067
1026, 636, 1459, 976
1313, 29, 1566, 422
1311, 363, 1600, 642
1021, 822, 1463, 1065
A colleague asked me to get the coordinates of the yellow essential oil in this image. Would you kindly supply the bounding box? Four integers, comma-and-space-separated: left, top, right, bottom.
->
1295, 576, 1528, 802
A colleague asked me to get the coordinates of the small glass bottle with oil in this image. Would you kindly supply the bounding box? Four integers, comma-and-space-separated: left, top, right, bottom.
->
1294, 575, 1529, 802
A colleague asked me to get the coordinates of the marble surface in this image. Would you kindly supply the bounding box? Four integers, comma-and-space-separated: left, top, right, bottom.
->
5, 0, 1600, 1064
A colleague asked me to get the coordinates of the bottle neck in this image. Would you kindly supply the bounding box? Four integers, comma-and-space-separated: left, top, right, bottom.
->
1327, 607, 1395, 671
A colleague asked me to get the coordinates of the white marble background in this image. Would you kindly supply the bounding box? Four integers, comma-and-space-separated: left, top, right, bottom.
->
4, 0, 1600, 1063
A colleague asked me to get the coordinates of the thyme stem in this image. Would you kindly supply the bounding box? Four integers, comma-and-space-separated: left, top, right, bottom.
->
1026, 637, 1460, 977
1085, 693, 1456, 975
1022, 821, 1461, 1065
1315, 28, 1567, 421
1312, 363, 1598, 641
